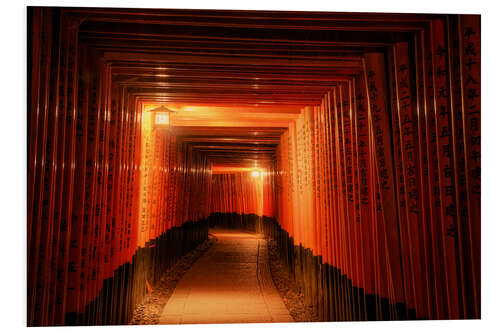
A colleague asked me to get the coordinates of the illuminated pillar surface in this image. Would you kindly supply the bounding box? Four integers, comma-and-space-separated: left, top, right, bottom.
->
27, 7, 480, 325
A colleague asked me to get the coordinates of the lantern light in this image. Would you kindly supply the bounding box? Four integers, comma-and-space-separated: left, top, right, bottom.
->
150, 105, 175, 128
155, 112, 170, 125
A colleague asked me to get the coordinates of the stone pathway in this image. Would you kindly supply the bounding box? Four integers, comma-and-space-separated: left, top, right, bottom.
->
159, 230, 294, 324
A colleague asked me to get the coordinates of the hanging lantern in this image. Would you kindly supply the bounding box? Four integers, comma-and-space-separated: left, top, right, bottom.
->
150, 105, 176, 129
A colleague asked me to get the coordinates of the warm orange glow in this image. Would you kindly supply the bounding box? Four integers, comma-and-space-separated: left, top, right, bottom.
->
212, 166, 253, 174
141, 103, 300, 128
212, 166, 268, 175
172, 105, 299, 127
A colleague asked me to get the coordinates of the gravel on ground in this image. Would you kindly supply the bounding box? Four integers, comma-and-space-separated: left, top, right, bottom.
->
267, 239, 320, 323
129, 236, 215, 325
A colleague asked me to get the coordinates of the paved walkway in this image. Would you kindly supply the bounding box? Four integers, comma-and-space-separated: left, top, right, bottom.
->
159, 230, 294, 324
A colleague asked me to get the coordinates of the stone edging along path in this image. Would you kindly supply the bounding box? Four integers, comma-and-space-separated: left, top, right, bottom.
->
130, 230, 317, 325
